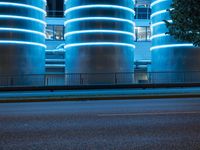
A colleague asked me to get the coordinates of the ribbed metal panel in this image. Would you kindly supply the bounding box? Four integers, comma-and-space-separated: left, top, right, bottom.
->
0, 0, 46, 85
64, 0, 135, 84
151, 0, 200, 82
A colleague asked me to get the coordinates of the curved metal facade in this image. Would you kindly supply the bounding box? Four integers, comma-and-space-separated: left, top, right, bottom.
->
64, 0, 135, 84
151, 0, 200, 82
0, 0, 46, 85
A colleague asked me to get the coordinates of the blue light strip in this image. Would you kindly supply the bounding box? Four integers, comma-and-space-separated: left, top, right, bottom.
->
45, 59, 65, 62
64, 42, 135, 49
151, 20, 172, 28
151, 0, 168, 8
151, 9, 167, 18
0, 2, 46, 15
64, 5, 135, 16
64, 0, 136, 4
150, 33, 169, 40
64, 17, 135, 26
150, 44, 194, 51
0, 28, 46, 37
64, 30, 135, 39
0, 15, 46, 26
45, 64, 65, 68
0, 40, 46, 48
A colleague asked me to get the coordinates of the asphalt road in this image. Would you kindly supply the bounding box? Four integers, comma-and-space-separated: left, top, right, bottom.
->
0, 98, 200, 150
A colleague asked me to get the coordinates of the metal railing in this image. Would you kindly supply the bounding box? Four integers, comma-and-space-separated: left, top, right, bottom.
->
1, 71, 200, 87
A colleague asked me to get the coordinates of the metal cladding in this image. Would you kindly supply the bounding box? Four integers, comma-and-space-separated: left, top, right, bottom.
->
151, 0, 200, 83
0, 0, 46, 85
64, 0, 135, 84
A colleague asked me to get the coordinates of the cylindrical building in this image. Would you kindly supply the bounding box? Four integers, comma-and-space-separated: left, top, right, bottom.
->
0, 0, 46, 86
151, 0, 200, 83
64, 0, 135, 84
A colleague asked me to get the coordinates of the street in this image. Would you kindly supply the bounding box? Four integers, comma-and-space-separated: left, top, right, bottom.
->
0, 98, 200, 150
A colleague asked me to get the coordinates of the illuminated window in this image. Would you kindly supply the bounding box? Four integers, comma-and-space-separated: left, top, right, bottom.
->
135, 26, 151, 42
46, 25, 64, 41
54, 26, 64, 40
135, 27, 146, 41
46, 25, 54, 40
147, 27, 151, 41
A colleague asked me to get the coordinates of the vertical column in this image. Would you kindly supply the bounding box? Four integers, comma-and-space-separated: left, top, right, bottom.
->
64, 0, 135, 85
151, 0, 200, 83
0, 0, 46, 85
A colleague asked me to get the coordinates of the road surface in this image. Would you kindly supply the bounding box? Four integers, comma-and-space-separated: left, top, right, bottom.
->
0, 98, 200, 150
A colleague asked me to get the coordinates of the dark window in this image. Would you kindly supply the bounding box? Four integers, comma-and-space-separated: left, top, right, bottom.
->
135, 7, 151, 19
47, 0, 64, 17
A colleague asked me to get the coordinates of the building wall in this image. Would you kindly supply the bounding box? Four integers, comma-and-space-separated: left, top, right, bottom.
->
45, 1, 152, 76
134, 42, 151, 61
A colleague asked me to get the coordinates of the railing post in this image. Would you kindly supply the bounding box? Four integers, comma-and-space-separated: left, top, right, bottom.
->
10, 77, 13, 86
46, 77, 49, 86
43, 74, 46, 86
80, 73, 83, 85
115, 73, 117, 85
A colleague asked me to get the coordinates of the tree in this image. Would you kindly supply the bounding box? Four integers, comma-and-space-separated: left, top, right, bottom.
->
164, 0, 200, 47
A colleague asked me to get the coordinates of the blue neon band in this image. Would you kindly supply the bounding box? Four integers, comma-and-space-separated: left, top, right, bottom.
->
151, 20, 172, 28
151, 10, 168, 18
45, 64, 65, 68
150, 44, 194, 51
64, 30, 135, 38
64, 17, 135, 26
64, 0, 136, 4
0, 28, 46, 37
64, 42, 135, 49
0, 15, 46, 26
151, 0, 168, 8
150, 33, 169, 40
64, 5, 135, 15
45, 59, 65, 62
0, 2, 46, 15
0, 40, 46, 48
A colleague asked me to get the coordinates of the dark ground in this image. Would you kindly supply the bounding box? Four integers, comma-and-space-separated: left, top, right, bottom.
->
0, 98, 200, 150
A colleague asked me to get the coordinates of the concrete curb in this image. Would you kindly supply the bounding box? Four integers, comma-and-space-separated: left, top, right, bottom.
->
1, 93, 200, 103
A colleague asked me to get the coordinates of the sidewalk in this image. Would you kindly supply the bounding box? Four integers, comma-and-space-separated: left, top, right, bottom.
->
1, 87, 200, 103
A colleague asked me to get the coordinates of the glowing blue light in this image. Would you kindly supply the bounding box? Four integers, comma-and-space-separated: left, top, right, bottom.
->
151, 20, 172, 28
64, 0, 136, 3
0, 15, 46, 26
45, 59, 65, 62
64, 5, 135, 15
150, 33, 169, 40
64, 42, 136, 49
45, 64, 65, 68
151, 9, 167, 18
151, 0, 168, 8
64, 17, 135, 26
0, 28, 46, 37
64, 30, 135, 38
0, 2, 46, 15
150, 44, 194, 51
0, 40, 46, 48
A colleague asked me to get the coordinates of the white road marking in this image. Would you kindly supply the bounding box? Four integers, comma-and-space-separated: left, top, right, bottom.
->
98, 111, 200, 117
